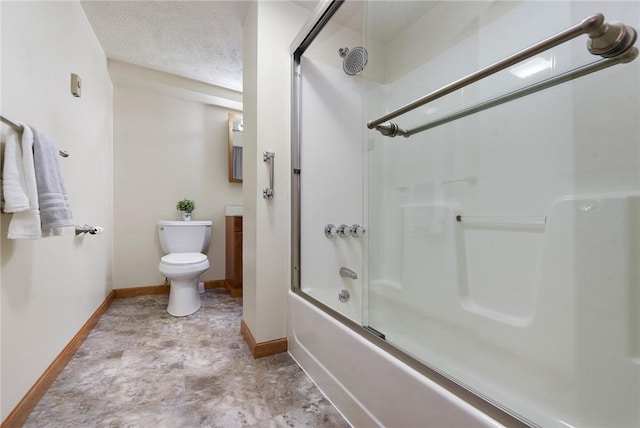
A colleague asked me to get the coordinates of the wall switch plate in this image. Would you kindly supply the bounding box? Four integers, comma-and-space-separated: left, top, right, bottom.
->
71, 73, 81, 97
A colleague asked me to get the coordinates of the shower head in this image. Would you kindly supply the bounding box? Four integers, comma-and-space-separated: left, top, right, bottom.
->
339, 46, 368, 75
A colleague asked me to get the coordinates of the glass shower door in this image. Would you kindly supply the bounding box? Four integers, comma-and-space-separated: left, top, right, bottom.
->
364, 1, 639, 426
297, 1, 367, 324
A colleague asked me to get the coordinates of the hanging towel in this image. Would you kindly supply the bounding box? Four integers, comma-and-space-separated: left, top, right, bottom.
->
32, 126, 73, 236
5, 124, 43, 239
2, 125, 29, 212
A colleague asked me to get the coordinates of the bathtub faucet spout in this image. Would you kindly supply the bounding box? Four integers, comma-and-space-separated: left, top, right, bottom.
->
339, 267, 358, 280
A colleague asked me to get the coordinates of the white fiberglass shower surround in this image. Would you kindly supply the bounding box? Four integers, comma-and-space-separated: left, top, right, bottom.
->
289, 1, 639, 427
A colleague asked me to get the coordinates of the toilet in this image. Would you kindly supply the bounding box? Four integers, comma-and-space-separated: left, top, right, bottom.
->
158, 220, 212, 316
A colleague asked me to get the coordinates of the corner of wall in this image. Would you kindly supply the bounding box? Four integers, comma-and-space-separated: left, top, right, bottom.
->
241, 0, 310, 344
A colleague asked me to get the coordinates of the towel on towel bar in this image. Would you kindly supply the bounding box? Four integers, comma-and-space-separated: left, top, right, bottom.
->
2, 125, 30, 212
3, 124, 43, 239
32, 126, 73, 236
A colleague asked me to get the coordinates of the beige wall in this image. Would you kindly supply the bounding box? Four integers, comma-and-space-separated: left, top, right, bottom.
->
242, 1, 309, 343
0, 1, 113, 419
111, 62, 243, 288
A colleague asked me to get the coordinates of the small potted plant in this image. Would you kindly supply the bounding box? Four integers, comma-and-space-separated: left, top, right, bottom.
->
176, 198, 195, 221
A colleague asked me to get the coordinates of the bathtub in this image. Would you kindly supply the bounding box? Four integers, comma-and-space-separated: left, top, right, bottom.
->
288, 291, 521, 427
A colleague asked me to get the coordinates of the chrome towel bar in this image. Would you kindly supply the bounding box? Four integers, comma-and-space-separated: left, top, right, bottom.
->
368, 13, 638, 138
1, 115, 70, 157
402, 49, 638, 138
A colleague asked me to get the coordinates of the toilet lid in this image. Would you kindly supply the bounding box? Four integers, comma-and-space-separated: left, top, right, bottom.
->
161, 252, 207, 265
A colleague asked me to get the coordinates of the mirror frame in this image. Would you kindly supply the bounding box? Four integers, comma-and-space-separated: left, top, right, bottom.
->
228, 112, 243, 183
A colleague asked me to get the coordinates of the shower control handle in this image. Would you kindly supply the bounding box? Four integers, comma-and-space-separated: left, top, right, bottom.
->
351, 224, 366, 237
324, 224, 338, 239
326, 223, 366, 238
337, 224, 352, 238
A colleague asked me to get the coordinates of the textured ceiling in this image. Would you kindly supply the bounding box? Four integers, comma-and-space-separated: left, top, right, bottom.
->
81, 1, 434, 93
81, 1, 253, 92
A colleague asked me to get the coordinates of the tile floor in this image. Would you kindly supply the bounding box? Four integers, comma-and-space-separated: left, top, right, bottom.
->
24, 288, 349, 427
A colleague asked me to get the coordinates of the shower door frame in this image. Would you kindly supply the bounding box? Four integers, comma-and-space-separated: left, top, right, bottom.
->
289, 1, 530, 426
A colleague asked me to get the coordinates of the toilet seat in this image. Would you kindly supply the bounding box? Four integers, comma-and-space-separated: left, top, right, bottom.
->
161, 252, 207, 266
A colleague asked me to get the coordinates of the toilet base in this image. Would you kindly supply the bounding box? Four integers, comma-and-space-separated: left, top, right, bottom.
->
167, 277, 201, 316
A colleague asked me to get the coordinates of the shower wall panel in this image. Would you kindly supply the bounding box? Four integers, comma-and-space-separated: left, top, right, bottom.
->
298, 10, 366, 322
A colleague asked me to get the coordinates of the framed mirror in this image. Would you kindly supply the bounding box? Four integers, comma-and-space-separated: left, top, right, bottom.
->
228, 112, 243, 183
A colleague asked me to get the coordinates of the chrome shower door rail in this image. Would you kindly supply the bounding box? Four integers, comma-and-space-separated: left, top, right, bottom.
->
367, 13, 638, 138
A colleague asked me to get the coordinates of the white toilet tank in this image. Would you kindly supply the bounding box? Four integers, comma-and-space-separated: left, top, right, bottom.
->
158, 220, 212, 254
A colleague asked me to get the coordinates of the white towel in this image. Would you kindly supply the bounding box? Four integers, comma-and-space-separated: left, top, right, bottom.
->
32, 126, 73, 236
6, 124, 43, 239
2, 126, 29, 212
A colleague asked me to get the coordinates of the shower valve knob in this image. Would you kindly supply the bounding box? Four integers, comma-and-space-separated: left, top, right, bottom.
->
324, 224, 338, 239
351, 224, 366, 237
337, 224, 352, 238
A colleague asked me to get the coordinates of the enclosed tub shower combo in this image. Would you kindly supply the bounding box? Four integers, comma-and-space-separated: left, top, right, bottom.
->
288, 1, 639, 427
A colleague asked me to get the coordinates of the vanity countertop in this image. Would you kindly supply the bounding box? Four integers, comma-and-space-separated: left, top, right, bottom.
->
225, 205, 243, 217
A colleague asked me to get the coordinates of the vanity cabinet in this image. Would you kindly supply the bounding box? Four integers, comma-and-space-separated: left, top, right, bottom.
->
225, 216, 243, 297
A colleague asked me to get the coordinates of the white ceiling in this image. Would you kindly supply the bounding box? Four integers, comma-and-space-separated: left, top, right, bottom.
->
80, 1, 437, 93
81, 1, 254, 92
80, 1, 321, 93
